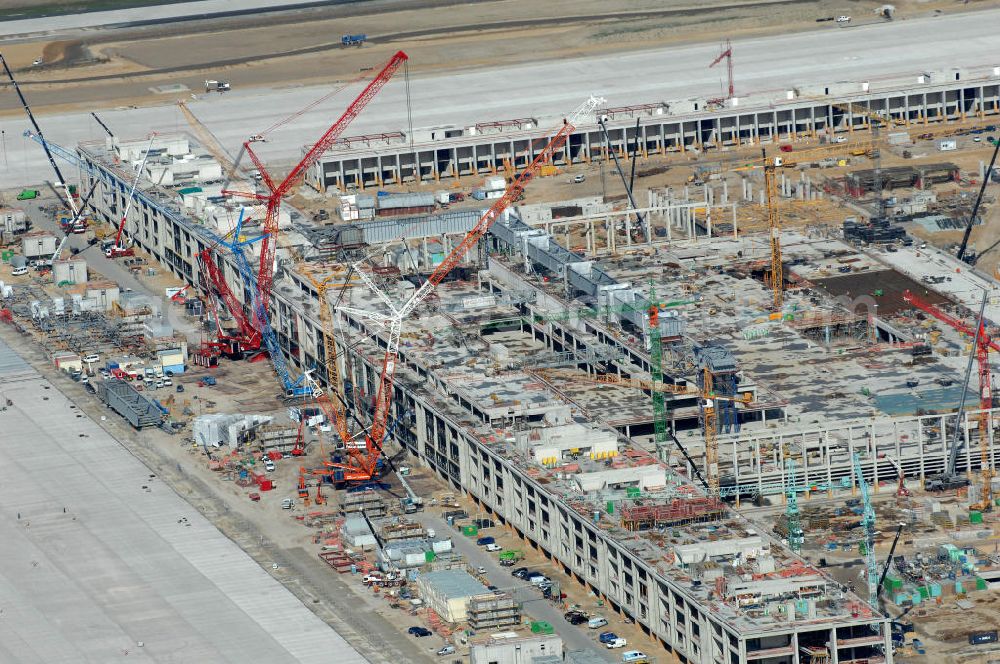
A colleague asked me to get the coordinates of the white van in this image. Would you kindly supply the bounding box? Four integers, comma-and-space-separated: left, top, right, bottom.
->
621, 652, 649, 663
588, 616, 608, 629
606, 637, 627, 649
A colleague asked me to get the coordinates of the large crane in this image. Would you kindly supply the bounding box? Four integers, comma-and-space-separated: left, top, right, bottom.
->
707, 39, 734, 107
224, 50, 409, 332
785, 458, 804, 552
1, 53, 76, 209
903, 289, 992, 507
956, 137, 1000, 264
853, 452, 880, 618
107, 137, 155, 257
762, 150, 783, 309
334, 96, 605, 482
225, 211, 314, 397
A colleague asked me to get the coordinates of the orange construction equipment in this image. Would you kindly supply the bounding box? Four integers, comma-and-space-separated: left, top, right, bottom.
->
333, 96, 606, 483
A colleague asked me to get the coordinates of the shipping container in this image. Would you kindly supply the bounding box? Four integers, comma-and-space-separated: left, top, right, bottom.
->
969, 630, 998, 645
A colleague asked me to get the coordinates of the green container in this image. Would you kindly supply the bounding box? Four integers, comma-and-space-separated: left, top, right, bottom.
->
883, 575, 903, 591
1, 250, 12, 263
976, 577, 987, 590
917, 586, 930, 599
970, 511, 984, 524
425, 551, 436, 563
606, 501, 615, 514
530, 621, 554, 634
626, 487, 641, 498
462, 525, 479, 537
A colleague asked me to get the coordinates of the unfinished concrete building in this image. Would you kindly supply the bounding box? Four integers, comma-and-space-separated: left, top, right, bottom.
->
74, 85, 1000, 658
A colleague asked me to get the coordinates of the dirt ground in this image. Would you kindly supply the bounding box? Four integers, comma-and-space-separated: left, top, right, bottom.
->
4, 0, 1000, 116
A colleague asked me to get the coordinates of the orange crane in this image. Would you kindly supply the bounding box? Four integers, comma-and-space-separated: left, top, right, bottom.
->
333, 96, 606, 483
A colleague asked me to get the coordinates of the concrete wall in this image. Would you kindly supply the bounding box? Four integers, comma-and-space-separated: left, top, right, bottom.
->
470, 634, 563, 664
311, 78, 1000, 192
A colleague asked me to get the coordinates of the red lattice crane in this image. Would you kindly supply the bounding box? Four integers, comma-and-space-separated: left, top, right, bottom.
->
903, 289, 995, 509
196, 245, 262, 358
224, 50, 409, 326
333, 96, 605, 483
707, 38, 734, 107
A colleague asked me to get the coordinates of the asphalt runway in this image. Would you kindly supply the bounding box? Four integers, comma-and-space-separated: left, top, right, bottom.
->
2, 8, 999, 189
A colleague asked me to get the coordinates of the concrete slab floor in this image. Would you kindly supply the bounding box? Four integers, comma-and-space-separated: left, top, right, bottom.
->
0, 336, 367, 664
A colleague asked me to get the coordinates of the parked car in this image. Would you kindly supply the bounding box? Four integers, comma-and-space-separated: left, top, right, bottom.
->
82, 354, 100, 363
588, 616, 609, 629
511, 567, 529, 578
606, 638, 627, 649
599, 632, 620, 644
436, 645, 455, 656
572, 174, 586, 183
621, 651, 649, 663
476, 536, 496, 546
476, 566, 487, 575
408, 626, 432, 637
835, 15, 851, 22
564, 610, 588, 625
263, 459, 276, 473
485, 543, 502, 552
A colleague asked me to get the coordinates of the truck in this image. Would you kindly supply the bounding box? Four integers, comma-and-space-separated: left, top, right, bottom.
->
341, 34, 367, 47
939, 139, 957, 152
204, 80, 230, 93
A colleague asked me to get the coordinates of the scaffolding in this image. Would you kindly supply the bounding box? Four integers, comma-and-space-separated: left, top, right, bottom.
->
466, 593, 522, 630
619, 497, 726, 531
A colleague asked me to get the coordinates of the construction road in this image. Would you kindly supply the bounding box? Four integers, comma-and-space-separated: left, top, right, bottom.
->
3, 7, 1000, 188
415, 512, 619, 661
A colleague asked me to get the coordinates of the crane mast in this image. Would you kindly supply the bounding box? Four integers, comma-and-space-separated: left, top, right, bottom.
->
762, 150, 783, 309
338, 96, 605, 480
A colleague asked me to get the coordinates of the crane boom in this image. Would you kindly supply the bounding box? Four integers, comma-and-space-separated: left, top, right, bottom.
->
1, 54, 73, 207
957, 137, 1000, 263
91, 112, 114, 138
346, 96, 605, 480
236, 50, 409, 333
111, 137, 154, 252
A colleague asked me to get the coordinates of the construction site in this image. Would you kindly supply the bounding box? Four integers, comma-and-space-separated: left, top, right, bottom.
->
5, 2, 1000, 664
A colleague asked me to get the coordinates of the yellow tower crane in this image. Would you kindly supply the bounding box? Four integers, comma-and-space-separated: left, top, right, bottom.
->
532, 367, 753, 494
762, 150, 783, 310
